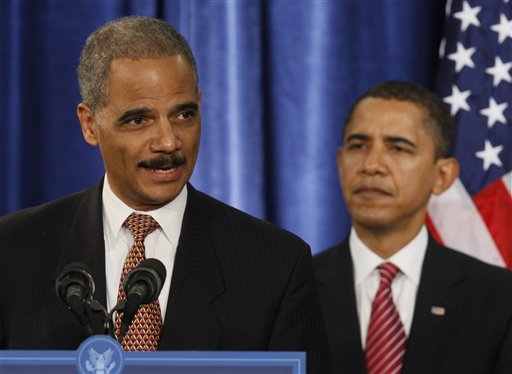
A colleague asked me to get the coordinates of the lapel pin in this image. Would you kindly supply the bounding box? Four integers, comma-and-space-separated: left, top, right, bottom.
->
430, 306, 446, 316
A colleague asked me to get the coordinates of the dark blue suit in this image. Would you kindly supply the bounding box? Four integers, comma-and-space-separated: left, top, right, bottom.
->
314, 238, 512, 374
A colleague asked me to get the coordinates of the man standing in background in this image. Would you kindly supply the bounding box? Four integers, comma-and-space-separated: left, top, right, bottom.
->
315, 80, 512, 373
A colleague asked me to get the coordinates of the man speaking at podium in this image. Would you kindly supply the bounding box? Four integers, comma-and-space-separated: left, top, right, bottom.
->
0, 16, 330, 373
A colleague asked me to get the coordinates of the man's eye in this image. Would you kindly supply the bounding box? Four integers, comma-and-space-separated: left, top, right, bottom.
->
347, 143, 364, 150
391, 145, 412, 154
179, 111, 194, 120
126, 116, 147, 126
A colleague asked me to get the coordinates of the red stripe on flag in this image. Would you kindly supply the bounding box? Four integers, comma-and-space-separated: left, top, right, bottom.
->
473, 179, 512, 269
426, 213, 444, 246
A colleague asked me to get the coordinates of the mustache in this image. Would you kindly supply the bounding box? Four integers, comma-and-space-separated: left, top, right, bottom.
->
137, 153, 187, 169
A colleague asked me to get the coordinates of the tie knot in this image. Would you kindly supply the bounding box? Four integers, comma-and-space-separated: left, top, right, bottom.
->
123, 213, 160, 241
377, 262, 401, 285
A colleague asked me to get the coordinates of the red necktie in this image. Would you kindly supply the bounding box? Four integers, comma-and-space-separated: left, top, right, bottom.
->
114, 212, 163, 351
365, 262, 406, 374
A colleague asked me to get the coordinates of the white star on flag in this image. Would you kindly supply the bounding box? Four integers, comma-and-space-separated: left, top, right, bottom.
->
479, 97, 509, 128
448, 42, 476, 72
490, 13, 512, 44
443, 85, 471, 115
453, 1, 481, 31
485, 57, 512, 87
475, 140, 504, 171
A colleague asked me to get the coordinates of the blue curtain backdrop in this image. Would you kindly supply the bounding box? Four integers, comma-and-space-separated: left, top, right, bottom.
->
0, 0, 445, 255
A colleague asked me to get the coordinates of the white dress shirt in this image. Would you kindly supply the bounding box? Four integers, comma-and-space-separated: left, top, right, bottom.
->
350, 226, 428, 348
102, 175, 187, 321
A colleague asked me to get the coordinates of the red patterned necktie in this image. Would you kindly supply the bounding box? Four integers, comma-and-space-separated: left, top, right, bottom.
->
365, 262, 406, 374
114, 212, 163, 351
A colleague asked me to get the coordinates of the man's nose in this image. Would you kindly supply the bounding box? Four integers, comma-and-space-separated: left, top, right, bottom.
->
361, 145, 386, 175
150, 119, 181, 152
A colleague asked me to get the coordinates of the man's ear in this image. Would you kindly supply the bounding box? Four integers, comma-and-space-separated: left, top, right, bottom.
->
432, 157, 459, 195
77, 103, 99, 147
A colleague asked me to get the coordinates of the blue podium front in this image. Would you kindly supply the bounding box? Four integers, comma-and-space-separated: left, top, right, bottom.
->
0, 336, 306, 374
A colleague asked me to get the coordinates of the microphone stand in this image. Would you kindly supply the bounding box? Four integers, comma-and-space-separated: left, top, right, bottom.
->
107, 301, 127, 343
85, 298, 111, 336
57, 259, 165, 342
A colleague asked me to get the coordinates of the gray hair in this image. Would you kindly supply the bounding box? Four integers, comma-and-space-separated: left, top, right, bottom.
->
77, 16, 198, 112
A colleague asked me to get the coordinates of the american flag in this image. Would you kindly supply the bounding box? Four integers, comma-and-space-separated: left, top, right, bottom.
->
427, 0, 512, 269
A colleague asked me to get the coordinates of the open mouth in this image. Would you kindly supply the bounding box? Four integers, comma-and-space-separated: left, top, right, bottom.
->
147, 166, 178, 174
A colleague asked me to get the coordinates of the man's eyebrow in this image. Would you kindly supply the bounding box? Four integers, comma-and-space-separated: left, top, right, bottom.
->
385, 136, 417, 148
345, 133, 370, 143
174, 102, 199, 112
344, 133, 417, 148
116, 102, 199, 123
117, 107, 152, 123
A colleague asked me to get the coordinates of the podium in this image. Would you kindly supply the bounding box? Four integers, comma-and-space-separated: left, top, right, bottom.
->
0, 336, 305, 373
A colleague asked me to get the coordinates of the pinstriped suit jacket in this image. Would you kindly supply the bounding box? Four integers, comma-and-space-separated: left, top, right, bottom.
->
0, 180, 331, 373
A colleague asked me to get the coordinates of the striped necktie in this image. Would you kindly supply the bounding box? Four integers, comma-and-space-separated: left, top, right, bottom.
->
365, 262, 406, 374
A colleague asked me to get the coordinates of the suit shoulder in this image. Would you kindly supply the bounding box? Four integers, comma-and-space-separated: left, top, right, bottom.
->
191, 188, 309, 250
439, 245, 512, 289
0, 189, 89, 237
313, 241, 350, 283
441, 245, 511, 274
313, 242, 347, 268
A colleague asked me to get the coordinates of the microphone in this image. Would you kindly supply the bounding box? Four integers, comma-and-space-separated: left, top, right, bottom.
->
55, 262, 95, 336
119, 258, 166, 339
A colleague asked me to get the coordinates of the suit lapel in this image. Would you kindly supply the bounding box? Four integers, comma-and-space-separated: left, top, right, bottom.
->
403, 238, 468, 373
317, 241, 366, 373
159, 185, 225, 350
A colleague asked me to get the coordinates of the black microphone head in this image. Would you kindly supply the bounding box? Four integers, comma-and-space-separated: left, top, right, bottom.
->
140, 258, 167, 283
55, 262, 95, 303
123, 258, 166, 305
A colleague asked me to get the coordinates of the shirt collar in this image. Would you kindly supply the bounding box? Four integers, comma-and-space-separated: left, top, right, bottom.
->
350, 225, 428, 286
102, 175, 188, 250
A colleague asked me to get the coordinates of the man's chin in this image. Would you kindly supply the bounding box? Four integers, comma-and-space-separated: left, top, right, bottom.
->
352, 214, 395, 233
128, 187, 186, 211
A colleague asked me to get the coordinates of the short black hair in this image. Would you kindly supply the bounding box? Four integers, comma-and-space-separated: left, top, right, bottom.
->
343, 80, 454, 159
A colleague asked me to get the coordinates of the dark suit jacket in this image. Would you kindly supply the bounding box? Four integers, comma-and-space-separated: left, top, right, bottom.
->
314, 238, 512, 374
0, 181, 331, 373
